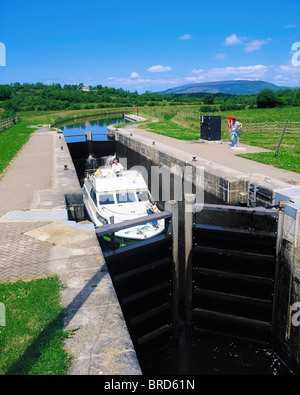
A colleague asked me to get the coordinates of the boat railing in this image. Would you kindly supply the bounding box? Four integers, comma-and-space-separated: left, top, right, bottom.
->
95, 211, 172, 238
85, 168, 143, 179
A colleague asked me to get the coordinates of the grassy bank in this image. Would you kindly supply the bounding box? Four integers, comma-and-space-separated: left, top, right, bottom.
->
0, 276, 72, 375
138, 106, 300, 174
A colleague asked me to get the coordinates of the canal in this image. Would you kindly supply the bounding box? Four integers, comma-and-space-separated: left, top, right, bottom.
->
62, 114, 293, 375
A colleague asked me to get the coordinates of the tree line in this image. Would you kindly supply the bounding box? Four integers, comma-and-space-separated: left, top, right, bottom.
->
0, 83, 298, 116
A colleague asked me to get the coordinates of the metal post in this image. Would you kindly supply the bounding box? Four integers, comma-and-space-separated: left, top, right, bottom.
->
185, 193, 196, 325
165, 200, 179, 340
275, 119, 289, 156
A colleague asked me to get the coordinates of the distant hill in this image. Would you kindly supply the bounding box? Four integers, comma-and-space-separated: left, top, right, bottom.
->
158, 80, 290, 95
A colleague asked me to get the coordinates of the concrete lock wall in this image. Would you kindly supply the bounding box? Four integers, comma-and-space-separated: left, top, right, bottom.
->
115, 128, 300, 372
274, 189, 300, 373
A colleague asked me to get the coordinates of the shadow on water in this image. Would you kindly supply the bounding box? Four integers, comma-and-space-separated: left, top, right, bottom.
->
141, 320, 292, 375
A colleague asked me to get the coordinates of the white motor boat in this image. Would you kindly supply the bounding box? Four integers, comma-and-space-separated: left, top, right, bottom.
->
82, 166, 165, 244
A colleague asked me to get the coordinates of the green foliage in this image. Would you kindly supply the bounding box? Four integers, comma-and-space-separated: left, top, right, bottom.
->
0, 82, 298, 114
0, 109, 16, 119
199, 105, 219, 113
257, 89, 279, 108
0, 85, 12, 100
202, 93, 214, 105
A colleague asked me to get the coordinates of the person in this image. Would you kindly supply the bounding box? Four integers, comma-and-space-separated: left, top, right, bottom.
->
228, 116, 243, 148
94, 168, 102, 177
112, 158, 124, 174
146, 197, 158, 228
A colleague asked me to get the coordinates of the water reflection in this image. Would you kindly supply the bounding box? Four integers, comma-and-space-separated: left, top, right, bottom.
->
62, 115, 124, 143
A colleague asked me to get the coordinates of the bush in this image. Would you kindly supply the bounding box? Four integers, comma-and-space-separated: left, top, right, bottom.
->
199, 105, 219, 113
219, 103, 246, 111
257, 89, 278, 108
0, 109, 16, 119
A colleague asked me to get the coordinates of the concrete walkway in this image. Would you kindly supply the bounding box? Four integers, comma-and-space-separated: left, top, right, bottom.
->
124, 126, 300, 187
0, 128, 142, 375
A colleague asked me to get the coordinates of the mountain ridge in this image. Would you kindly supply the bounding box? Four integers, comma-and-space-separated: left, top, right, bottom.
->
158, 80, 290, 95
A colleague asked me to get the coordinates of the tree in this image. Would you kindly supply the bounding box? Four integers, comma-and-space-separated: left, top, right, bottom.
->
202, 93, 214, 105
0, 85, 12, 100
257, 89, 278, 108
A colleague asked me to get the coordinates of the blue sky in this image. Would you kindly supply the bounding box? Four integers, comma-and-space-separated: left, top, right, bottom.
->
0, 0, 300, 92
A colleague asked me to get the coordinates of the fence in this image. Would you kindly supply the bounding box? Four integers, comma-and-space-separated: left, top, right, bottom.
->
0, 117, 17, 132
245, 121, 300, 134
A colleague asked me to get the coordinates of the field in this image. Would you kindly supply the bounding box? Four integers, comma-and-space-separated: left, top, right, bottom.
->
137, 106, 300, 173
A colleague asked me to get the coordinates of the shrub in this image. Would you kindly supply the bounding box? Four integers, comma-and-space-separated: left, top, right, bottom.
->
257, 89, 278, 108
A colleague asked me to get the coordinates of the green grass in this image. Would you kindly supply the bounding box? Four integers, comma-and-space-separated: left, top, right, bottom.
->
0, 121, 38, 175
138, 119, 199, 140
0, 276, 72, 375
138, 106, 300, 174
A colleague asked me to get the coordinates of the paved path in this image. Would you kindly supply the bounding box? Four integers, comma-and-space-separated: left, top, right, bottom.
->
0, 131, 54, 217
0, 128, 142, 375
124, 126, 300, 187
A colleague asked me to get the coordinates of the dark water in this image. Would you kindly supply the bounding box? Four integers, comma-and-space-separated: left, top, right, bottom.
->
141, 321, 293, 375
62, 115, 124, 143
63, 115, 294, 376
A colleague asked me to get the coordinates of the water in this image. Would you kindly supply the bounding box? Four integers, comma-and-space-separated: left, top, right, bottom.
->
141, 321, 293, 375
85, 153, 116, 171
62, 114, 124, 143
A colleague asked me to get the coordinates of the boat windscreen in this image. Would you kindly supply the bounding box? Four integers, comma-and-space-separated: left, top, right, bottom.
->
116, 192, 136, 204
99, 194, 115, 205
136, 190, 149, 202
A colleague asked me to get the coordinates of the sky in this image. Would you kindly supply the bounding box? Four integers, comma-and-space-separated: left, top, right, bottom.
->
0, 0, 300, 93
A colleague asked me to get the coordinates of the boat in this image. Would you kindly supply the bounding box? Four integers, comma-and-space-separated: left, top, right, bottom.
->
82, 165, 165, 246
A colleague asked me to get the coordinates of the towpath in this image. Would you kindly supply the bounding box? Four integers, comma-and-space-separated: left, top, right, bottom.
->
0, 127, 142, 375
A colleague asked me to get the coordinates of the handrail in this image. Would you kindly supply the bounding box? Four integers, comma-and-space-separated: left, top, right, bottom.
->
64, 133, 109, 137
193, 203, 279, 216
95, 211, 172, 236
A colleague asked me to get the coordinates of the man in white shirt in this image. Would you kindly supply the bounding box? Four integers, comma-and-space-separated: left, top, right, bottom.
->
229, 117, 242, 147
112, 159, 124, 174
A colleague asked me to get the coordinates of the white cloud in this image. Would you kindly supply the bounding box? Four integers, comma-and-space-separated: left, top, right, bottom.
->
130, 72, 140, 78
105, 76, 180, 87
278, 62, 300, 74
146, 65, 172, 73
223, 34, 245, 46
214, 53, 227, 59
284, 24, 298, 29
178, 34, 192, 41
244, 39, 268, 53
187, 65, 269, 82
191, 68, 205, 74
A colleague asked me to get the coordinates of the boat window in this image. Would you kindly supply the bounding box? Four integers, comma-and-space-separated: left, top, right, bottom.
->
116, 192, 136, 204
90, 189, 97, 206
99, 194, 115, 205
136, 190, 149, 202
